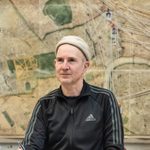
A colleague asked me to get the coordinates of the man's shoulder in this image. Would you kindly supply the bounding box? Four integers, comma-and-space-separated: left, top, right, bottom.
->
89, 84, 113, 97
88, 84, 117, 105
39, 88, 59, 104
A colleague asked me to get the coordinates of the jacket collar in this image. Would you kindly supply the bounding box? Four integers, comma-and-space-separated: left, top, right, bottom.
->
56, 80, 91, 99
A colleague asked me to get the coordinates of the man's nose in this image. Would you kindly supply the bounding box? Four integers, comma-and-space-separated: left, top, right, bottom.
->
62, 61, 69, 70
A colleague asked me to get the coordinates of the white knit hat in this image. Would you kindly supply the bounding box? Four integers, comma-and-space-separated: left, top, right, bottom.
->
55, 35, 91, 60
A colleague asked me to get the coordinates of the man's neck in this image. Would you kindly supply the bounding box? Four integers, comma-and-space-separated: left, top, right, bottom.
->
61, 81, 83, 97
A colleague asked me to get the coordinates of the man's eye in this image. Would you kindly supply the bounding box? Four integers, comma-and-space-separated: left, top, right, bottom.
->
56, 58, 64, 62
69, 58, 76, 62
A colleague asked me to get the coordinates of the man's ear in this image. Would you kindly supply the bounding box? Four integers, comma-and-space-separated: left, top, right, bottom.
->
84, 61, 90, 70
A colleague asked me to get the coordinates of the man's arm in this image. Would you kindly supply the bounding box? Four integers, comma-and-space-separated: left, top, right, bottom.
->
18, 101, 47, 150
103, 91, 124, 150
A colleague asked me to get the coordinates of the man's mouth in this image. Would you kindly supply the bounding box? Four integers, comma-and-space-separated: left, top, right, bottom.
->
60, 74, 70, 75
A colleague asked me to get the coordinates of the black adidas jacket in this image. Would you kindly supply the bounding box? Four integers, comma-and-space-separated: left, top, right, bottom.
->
21, 81, 124, 150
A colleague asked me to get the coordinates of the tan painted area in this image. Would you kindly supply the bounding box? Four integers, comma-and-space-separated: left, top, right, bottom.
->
0, 0, 150, 137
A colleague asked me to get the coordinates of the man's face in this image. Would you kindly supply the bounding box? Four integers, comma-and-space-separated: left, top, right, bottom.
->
55, 44, 89, 86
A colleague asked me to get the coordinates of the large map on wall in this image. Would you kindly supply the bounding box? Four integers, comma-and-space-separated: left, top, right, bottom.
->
0, 0, 150, 137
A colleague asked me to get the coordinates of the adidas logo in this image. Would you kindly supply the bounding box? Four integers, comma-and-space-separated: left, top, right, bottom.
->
85, 114, 96, 121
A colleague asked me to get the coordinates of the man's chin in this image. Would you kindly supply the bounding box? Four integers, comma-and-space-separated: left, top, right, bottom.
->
59, 79, 72, 85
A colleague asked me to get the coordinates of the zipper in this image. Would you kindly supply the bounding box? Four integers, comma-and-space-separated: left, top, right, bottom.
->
70, 107, 74, 115
69, 107, 74, 149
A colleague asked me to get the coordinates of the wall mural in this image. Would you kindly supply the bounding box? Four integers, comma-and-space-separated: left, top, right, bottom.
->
0, 0, 150, 138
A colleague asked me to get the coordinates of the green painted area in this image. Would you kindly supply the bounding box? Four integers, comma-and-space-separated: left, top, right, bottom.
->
7, 60, 15, 73
2, 111, 14, 127
7, 52, 55, 74
43, 0, 72, 25
35, 52, 55, 72
25, 82, 31, 91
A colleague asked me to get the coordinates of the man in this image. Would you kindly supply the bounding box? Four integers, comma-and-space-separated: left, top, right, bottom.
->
18, 35, 124, 150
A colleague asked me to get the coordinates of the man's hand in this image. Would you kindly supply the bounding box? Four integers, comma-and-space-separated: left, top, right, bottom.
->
17, 147, 22, 150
